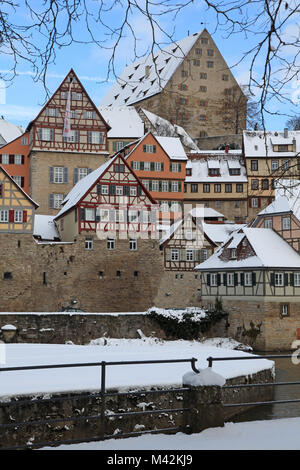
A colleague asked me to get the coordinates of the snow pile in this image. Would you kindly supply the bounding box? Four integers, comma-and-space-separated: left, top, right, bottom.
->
1, 324, 17, 331
89, 337, 163, 347
148, 307, 207, 323
183, 368, 226, 387
199, 337, 252, 352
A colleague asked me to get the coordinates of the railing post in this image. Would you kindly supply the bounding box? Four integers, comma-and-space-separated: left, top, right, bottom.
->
207, 357, 213, 368
100, 361, 106, 440
191, 357, 200, 374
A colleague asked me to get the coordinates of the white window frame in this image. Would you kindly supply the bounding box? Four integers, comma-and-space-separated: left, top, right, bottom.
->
171, 248, 179, 261
264, 218, 273, 229
231, 248, 237, 259
171, 163, 180, 172
144, 161, 151, 171
101, 185, 109, 195
1, 154, 9, 164
53, 193, 64, 209
128, 210, 138, 222
130, 186, 137, 196
152, 180, 159, 191
13, 175, 22, 187
129, 238, 137, 251
100, 209, 109, 222
78, 168, 88, 181
281, 304, 289, 316
282, 217, 291, 230
39, 128, 53, 141
294, 273, 300, 286
186, 249, 194, 261
85, 237, 93, 250
160, 201, 169, 212
210, 273, 218, 286
115, 210, 124, 223
251, 198, 258, 208
132, 161, 140, 170
271, 160, 279, 171
14, 154, 22, 165
171, 181, 179, 192
275, 272, 284, 286
0, 210, 8, 222
162, 181, 169, 192
154, 162, 162, 171
244, 272, 252, 286
116, 186, 123, 196
90, 131, 104, 144
85, 208, 95, 221
202, 249, 208, 260
53, 167, 64, 184
107, 238, 115, 250
227, 273, 234, 286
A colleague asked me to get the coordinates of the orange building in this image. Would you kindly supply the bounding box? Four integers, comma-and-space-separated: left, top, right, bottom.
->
122, 132, 187, 221
0, 133, 30, 194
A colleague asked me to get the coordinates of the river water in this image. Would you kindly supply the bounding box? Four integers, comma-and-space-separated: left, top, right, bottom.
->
228, 353, 300, 423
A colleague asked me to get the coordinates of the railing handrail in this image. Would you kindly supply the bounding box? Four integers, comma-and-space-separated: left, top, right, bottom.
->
207, 354, 293, 367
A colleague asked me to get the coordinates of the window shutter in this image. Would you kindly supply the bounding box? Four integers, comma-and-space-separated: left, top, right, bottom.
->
63, 167, 68, 183
151, 210, 157, 224
113, 142, 117, 152
153, 145, 156, 153
80, 207, 85, 221
158, 181, 162, 192
150, 162, 155, 171
234, 273, 238, 286
9, 210, 14, 223
123, 185, 129, 196
74, 168, 78, 184
248, 198, 251, 208
109, 185, 115, 195
178, 182, 182, 192
9, 154, 14, 164
207, 274, 211, 286
49, 194, 54, 208
179, 164, 182, 172
38, 128, 43, 140
290, 273, 294, 286
143, 145, 146, 152
56, 109, 59, 117
75, 130, 79, 143
96, 183, 101, 195
217, 274, 221, 286
240, 273, 244, 286
149, 181, 152, 191
140, 162, 144, 170
284, 273, 289, 286
49, 166, 54, 183
270, 273, 275, 286
170, 164, 173, 172
88, 168, 93, 174
21, 155, 25, 165
161, 163, 164, 171
130, 161, 134, 169
50, 129, 54, 141
252, 272, 256, 286
169, 181, 172, 192
21, 177, 24, 188
23, 211, 27, 223
258, 198, 261, 208
109, 209, 115, 222
88, 131, 92, 144
137, 185, 142, 196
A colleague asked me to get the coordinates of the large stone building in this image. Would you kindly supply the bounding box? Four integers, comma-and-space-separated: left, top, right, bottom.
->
100, 29, 246, 140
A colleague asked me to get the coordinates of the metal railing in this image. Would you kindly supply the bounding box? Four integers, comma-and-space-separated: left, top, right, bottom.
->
207, 353, 300, 408
0, 357, 200, 450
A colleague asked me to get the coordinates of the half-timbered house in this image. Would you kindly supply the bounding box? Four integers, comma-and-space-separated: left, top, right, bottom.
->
0, 165, 38, 234
196, 227, 300, 350
0, 132, 30, 194
26, 69, 110, 215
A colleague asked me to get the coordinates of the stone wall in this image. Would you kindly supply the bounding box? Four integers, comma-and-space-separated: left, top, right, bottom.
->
0, 368, 273, 449
195, 134, 243, 150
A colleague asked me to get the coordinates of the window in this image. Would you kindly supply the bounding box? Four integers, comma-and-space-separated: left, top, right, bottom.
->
63, 130, 79, 143
101, 185, 109, 195
199, 100, 207, 107
264, 218, 273, 229
72, 92, 82, 100
215, 201, 222, 208
201, 37, 208, 44
251, 179, 259, 190
14, 154, 22, 165
130, 239, 137, 251
85, 208, 95, 221
200, 86, 207, 92
107, 238, 115, 250
116, 186, 123, 195
88, 131, 104, 144
251, 198, 258, 208
231, 249, 237, 259
195, 48, 202, 55
46, 107, 58, 117
78, 168, 88, 181
181, 70, 187, 77
203, 184, 210, 193
115, 210, 124, 223
52, 194, 64, 209
144, 161, 151, 171
155, 162, 162, 171
199, 115, 206, 121
132, 161, 140, 170
234, 201, 239, 208
208, 168, 220, 176
171, 249, 179, 261
282, 217, 291, 230
3, 272, 12, 280
13, 175, 22, 187
161, 181, 169, 192
294, 273, 300, 286
116, 270, 121, 278
179, 84, 188, 91
21, 136, 28, 145
170, 163, 181, 172
160, 201, 169, 212
142, 180, 150, 190
100, 209, 109, 222
236, 184, 243, 193
130, 186, 137, 196
210, 273, 218, 286
274, 272, 284, 286
1, 154, 9, 164
226, 273, 234, 286
282, 160, 289, 170
202, 249, 208, 260
171, 181, 179, 192
225, 184, 232, 193
152, 180, 159, 192
261, 179, 269, 190
53, 167, 64, 184
244, 272, 252, 286
85, 237, 93, 250
0, 210, 8, 222
281, 304, 289, 316
193, 59, 200, 66
134, 271, 139, 278
251, 160, 258, 171
229, 169, 240, 175
200, 73, 207, 79
272, 160, 279, 171
278, 145, 289, 152
186, 249, 194, 261
38, 128, 54, 141
143, 144, 156, 153
128, 210, 138, 222
207, 61, 214, 68
214, 184, 221, 193
222, 74, 229, 81
207, 49, 214, 56
84, 110, 96, 119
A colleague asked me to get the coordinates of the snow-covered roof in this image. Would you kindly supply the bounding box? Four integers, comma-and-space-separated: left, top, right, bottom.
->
185, 157, 247, 183
243, 130, 300, 157
141, 108, 200, 152
155, 136, 187, 161
55, 158, 113, 219
190, 207, 225, 219
275, 179, 300, 222
33, 215, 60, 241
0, 118, 23, 145
100, 31, 203, 106
258, 195, 292, 216
202, 222, 245, 245
97, 106, 145, 138
196, 227, 300, 270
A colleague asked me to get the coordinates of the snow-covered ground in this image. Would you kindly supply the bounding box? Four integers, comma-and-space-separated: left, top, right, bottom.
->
0, 338, 273, 398
43, 417, 300, 450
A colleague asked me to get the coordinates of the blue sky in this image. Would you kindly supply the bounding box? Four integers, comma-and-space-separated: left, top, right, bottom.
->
0, 1, 298, 131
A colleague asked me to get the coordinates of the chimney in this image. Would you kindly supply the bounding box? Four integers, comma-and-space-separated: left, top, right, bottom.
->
284, 128, 288, 138
293, 137, 296, 152
225, 146, 229, 154
145, 65, 151, 78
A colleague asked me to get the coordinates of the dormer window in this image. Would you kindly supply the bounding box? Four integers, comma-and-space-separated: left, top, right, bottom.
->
208, 168, 220, 176
229, 168, 241, 176
186, 168, 192, 176
277, 145, 289, 152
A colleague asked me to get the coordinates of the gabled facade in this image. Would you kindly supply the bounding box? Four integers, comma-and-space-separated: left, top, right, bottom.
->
0, 165, 38, 234
0, 117, 23, 147
160, 213, 216, 271
0, 132, 30, 194
54, 152, 158, 243
26, 69, 111, 215
243, 129, 300, 220
196, 227, 300, 350
123, 132, 187, 221
100, 29, 246, 139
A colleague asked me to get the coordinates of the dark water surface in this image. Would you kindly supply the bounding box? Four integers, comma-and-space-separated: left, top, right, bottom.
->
228, 353, 300, 423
